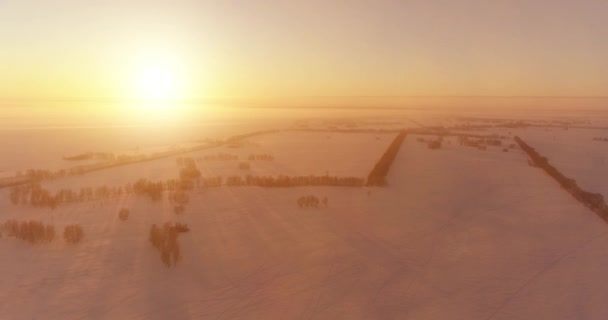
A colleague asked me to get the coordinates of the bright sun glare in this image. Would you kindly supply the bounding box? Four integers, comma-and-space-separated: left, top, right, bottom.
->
137, 63, 178, 101
128, 50, 186, 123
130, 51, 185, 115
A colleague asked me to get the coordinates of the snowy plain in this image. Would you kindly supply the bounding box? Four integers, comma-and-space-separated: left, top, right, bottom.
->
2, 108, 608, 319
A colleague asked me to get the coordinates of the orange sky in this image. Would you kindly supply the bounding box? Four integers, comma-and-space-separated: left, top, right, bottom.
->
1, 0, 607, 102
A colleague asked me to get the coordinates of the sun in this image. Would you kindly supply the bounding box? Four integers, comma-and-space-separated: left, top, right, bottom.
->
122, 48, 198, 122
128, 50, 187, 111
137, 63, 178, 101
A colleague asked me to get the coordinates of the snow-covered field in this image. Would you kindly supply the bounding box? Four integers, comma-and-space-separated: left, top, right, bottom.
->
2, 111, 608, 319
0, 121, 272, 175
33, 131, 395, 192
382, 134, 608, 319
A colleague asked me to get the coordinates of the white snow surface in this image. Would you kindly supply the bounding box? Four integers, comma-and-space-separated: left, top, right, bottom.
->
36, 131, 395, 192
1, 130, 608, 319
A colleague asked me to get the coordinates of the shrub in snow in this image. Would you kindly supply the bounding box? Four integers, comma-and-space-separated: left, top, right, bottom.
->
179, 158, 201, 180
64, 224, 84, 244
180, 166, 201, 180
174, 205, 185, 215
149, 223, 189, 267
175, 223, 190, 233
297, 195, 320, 208
119, 208, 130, 221
169, 191, 189, 204
427, 140, 442, 149
238, 162, 251, 170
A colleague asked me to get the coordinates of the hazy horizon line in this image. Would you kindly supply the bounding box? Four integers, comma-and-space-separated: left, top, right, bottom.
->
2, 95, 608, 105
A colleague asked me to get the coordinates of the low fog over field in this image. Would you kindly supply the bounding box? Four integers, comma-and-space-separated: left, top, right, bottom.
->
2, 103, 608, 319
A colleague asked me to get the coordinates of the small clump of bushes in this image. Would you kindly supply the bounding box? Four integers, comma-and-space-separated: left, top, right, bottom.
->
118, 208, 130, 221
248, 153, 274, 161
63, 224, 84, 244
133, 179, 164, 201
174, 205, 185, 215
427, 139, 442, 149
169, 190, 189, 205
149, 223, 190, 267
297, 195, 328, 208
179, 157, 202, 180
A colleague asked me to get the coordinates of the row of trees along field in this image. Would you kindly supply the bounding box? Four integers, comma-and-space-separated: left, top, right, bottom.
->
248, 154, 274, 161
9, 149, 365, 208
9, 183, 127, 208
15, 168, 73, 180
13, 129, 287, 183
195, 153, 238, 161
417, 136, 444, 149
366, 131, 407, 186
7, 177, 194, 208
457, 136, 514, 149
515, 136, 608, 221
8, 174, 364, 209
2, 220, 54, 244
225, 175, 364, 187
15, 154, 153, 180
178, 153, 275, 162
1, 220, 84, 244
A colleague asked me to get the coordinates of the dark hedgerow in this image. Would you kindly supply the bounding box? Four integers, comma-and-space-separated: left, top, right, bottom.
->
515, 136, 608, 222
367, 131, 407, 186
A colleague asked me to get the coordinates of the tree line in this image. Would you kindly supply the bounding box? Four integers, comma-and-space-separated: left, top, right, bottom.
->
197, 153, 239, 161
9, 183, 126, 208
1, 220, 83, 244
8, 173, 364, 209
225, 175, 364, 187
8, 178, 183, 208
2, 220, 54, 244
63, 152, 114, 161
514, 136, 608, 221
248, 153, 274, 161
366, 131, 407, 186
457, 136, 506, 149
